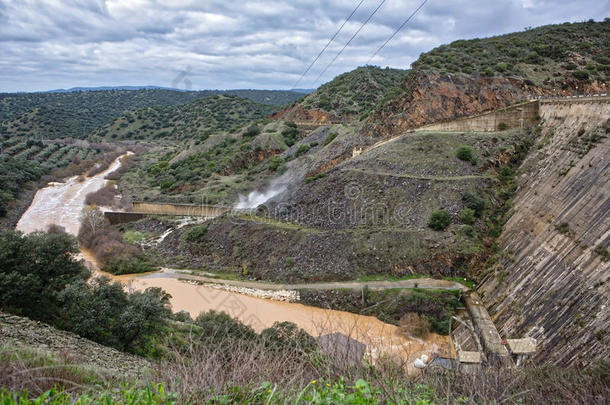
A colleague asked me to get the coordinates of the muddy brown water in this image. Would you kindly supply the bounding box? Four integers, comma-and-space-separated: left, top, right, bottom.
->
15, 153, 451, 364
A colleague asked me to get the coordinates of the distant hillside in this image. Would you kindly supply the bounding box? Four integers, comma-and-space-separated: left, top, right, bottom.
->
413, 19, 609, 86
0, 89, 303, 140
93, 95, 277, 142
275, 66, 407, 122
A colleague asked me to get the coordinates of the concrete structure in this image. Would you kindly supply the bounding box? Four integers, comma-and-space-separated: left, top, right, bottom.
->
104, 202, 231, 224
131, 202, 230, 217
464, 292, 513, 367
506, 337, 537, 366
105, 211, 145, 225
415, 100, 540, 132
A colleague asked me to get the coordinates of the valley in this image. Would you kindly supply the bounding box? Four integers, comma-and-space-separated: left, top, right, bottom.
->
1, 17, 608, 404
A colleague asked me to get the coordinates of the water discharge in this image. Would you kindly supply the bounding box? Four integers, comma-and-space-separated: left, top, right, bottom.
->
15, 153, 451, 365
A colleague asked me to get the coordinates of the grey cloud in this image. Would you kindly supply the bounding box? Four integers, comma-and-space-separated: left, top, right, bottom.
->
0, 0, 607, 92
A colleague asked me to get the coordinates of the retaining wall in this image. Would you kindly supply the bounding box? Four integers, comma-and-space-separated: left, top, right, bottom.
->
415, 100, 539, 132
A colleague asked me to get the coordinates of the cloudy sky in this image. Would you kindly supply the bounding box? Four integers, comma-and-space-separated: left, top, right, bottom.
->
0, 0, 608, 92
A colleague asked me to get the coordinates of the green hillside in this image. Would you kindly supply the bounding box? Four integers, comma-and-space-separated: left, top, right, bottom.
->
300, 66, 407, 119
92, 95, 277, 142
0, 89, 303, 140
413, 19, 609, 85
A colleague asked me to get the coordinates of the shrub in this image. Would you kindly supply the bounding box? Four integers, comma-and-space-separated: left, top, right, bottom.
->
498, 165, 515, 182
463, 225, 476, 238
456, 146, 473, 161
305, 173, 326, 183
294, 144, 310, 157
498, 122, 508, 131
428, 210, 451, 231
183, 225, 208, 243
269, 156, 285, 172
324, 132, 338, 146
460, 207, 476, 224
399, 313, 431, 338
572, 70, 589, 80
462, 193, 485, 217
281, 126, 299, 147
243, 125, 261, 138
260, 321, 317, 354
195, 310, 258, 345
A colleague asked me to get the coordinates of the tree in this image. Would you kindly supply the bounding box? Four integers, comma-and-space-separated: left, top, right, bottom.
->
0, 230, 89, 322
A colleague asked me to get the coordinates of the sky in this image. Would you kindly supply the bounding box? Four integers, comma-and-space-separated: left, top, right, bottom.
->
0, 0, 608, 92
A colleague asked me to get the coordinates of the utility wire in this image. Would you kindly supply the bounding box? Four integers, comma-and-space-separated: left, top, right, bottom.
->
313, 0, 388, 86
367, 0, 429, 64
292, 0, 366, 89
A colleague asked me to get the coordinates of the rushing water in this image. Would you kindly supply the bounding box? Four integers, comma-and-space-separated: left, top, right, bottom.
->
15, 154, 451, 364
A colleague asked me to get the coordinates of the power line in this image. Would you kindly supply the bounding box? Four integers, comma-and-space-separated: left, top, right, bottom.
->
367, 0, 429, 64
292, 0, 366, 89
313, 0, 388, 86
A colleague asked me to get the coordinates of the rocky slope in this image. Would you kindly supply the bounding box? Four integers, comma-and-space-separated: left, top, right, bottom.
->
0, 312, 150, 375
478, 98, 609, 367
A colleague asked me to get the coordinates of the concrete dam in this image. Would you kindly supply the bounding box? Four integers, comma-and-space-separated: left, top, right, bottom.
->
105, 202, 231, 224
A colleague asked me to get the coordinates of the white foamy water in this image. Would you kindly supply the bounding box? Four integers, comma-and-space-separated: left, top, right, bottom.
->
16, 152, 132, 236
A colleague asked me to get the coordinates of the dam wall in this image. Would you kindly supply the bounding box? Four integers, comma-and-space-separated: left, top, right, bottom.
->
477, 97, 610, 367
131, 202, 231, 217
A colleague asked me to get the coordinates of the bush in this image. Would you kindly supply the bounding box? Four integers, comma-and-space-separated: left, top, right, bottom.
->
268, 155, 285, 172
260, 321, 317, 354
462, 193, 485, 217
324, 132, 338, 146
243, 125, 261, 138
305, 173, 326, 183
294, 144, 310, 157
456, 146, 473, 161
460, 207, 476, 224
428, 210, 451, 231
572, 70, 589, 80
463, 225, 476, 238
497, 122, 508, 131
195, 310, 258, 345
398, 313, 431, 338
183, 225, 208, 243
281, 126, 299, 147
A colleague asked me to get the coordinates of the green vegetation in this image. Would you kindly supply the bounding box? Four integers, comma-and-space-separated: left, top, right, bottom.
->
413, 19, 609, 86
456, 145, 473, 161
299, 288, 461, 335
428, 210, 451, 231
281, 121, 300, 146
301, 66, 407, 119
93, 95, 276, 142
0, 89, 303, 140
460, 207, 476, 224
0, 230, 169, 354
305, 173, 326, 183
78, 207, 155, 275
183, 224, 208, 243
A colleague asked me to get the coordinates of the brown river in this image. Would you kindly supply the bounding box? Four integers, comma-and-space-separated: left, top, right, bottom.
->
16, 153, 451, 365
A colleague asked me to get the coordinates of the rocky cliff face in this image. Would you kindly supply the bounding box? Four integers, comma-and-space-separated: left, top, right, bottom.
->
478, 99, 609, 367
366, 72, 605, 140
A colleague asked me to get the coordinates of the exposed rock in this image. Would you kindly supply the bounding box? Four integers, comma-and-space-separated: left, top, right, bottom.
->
0, 312, 150, 376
